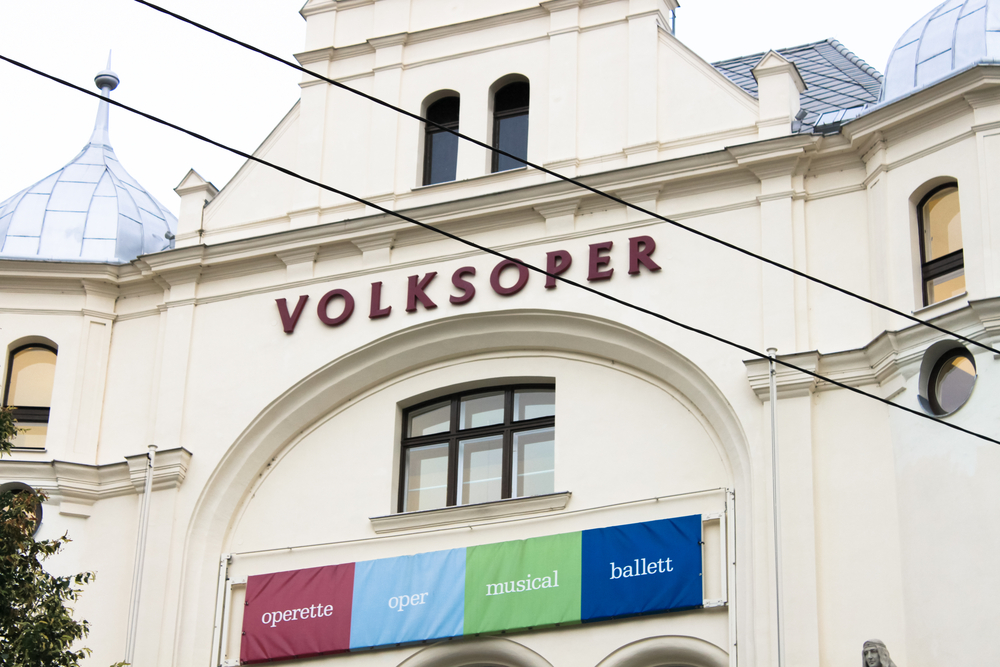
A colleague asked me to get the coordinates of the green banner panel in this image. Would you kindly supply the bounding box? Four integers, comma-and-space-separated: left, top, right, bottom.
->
464, 531, 582, 635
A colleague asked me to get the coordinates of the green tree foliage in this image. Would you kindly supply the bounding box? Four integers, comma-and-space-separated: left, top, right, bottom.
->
0, 406, 110, 666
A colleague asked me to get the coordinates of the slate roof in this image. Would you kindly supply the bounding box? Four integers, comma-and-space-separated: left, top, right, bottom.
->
712, 39, 883, 133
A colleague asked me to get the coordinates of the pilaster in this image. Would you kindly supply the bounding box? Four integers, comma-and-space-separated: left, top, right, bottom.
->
291, 59, 332, 228
625, 3, 661, 166
746, 351, 821, 667
367, 33, 407, 199
143, 256, 203, 453
543, 0, 582, 174
966, 88, 1000, 294
67, 280, 117, 462
736, 145, 811, 352
863, 134, 892, 337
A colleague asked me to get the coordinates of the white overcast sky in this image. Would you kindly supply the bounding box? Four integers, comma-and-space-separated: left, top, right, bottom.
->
0, 0, 929, 212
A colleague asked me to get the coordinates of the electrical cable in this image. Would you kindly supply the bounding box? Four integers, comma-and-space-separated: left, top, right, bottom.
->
2, 53, 998, 447
130, 0, 1000, 358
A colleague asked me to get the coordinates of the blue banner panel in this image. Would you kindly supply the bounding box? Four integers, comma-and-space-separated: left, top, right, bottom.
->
580, 515, 703, 622
349, 548, 466, 649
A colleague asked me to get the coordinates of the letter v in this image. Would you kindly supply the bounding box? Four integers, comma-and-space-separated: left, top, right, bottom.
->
276, 295, 309, 334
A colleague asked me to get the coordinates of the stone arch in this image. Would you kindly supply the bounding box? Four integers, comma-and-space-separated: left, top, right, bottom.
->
396, 636, 553, 667
594, 635, 729, 667
172, 309, 753, 663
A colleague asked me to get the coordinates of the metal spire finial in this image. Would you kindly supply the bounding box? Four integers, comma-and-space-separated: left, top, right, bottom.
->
90, 52, 118, 147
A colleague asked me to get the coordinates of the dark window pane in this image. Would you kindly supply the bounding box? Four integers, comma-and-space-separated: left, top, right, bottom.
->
426, 96, 460, 125
494, 114, 529, 172
425, 131, 458, 185
494, 82, 529, 114
424, 96, 460, 185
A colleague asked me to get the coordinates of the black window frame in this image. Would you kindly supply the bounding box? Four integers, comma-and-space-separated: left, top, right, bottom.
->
917, 182, 964, 307
491, 81, 530, 173
3, 343, 57, 424
422, 95, 461, 186
398, 383, 555, 513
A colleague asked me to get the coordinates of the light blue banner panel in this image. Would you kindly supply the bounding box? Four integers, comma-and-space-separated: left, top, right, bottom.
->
349, 548, 466, 649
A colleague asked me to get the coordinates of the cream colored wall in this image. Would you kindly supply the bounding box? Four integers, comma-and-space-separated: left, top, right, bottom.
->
3, 4, 1000, 667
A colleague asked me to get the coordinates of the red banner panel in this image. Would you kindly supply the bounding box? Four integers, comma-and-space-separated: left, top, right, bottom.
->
241, 563, 355, 663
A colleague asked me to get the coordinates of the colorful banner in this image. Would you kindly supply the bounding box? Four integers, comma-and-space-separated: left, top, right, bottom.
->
241, 515, 703, 663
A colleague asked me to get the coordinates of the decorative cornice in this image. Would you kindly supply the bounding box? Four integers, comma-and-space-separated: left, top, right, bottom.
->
0, 447, 192, 517
370, 491, 571, 533
745, 297, 1000, 401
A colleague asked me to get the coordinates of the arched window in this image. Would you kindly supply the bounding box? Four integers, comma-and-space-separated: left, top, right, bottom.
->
400, 384, 555, 512
917, 182, 964, 306
3, 344, 57, 449
491, 81, 529, 173
423, 95, 461, 186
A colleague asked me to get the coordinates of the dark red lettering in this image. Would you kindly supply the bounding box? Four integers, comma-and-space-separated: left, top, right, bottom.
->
275, 295, 309, 334
545, 250, 572, 289
588, 241, 614, 281
628, 235, 661, 275
317, 289, 355, 326
491, 259, 529, 296
450, 267, 476, 304
369, 281, 391, 318
406, 272, 438, 312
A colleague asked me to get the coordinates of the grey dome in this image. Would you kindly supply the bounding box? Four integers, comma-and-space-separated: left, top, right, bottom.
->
882, 0, 1000, 103
0, 71, 176, 264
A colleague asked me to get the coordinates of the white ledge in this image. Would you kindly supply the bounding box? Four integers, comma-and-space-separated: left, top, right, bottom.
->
370, 491, 571, 533
0, 447, 192, 517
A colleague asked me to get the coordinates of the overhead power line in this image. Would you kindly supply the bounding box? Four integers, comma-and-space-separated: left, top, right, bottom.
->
131, 0, 1000, 359
1, 53, 997, 447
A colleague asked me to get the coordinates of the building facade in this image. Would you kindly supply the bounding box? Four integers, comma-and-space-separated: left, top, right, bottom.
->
1, 1, 998, 666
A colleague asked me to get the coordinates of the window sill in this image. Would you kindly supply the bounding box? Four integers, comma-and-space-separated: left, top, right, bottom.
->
370, 491, 571, 534
913, 291, 968, 317
412, 166, 529, 192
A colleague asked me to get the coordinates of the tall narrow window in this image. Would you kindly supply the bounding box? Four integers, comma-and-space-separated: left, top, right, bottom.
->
423, 96, 460, 186
491, 81, 529, 173
3, 344, 57, 449
918, 183, 964, 306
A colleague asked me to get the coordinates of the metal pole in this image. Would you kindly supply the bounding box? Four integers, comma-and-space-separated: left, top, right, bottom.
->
211, 555, 232, 667
125, 444, 156, 664
768, 348, 785, 667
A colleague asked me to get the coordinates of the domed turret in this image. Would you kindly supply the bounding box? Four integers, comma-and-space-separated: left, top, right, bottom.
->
0, 64, 177, 264
882, 0, 1000, 103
